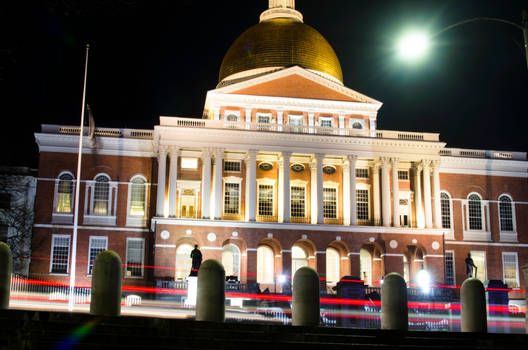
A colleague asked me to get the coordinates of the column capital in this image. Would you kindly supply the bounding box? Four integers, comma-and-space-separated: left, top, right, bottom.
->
347, 154, 358, 163
379, 157, 390, 168
281, 151, 292, 160
246, 149, 258, 160
158, 145, 169, 157
421, 159, 431, 169
213, 148, 225, 158
372, 162, 380, 174
431, 159, 441, 169
201, 147, 213, 159
412, 162, 423, 172
390, 158, 399, 167
169, 146, 180, 157
313, 153, 325, 160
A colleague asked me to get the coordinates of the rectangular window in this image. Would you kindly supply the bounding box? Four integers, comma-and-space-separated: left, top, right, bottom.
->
88, 236, 108, 275
357, 189, 369, 220
257, 114, 271, 123
126, 238, 145, 278
129, 180, 146, 217
397, 170, 409, 180
323, 187, 337, 219
502, 252, 519, 288
181, 157, 198, 169
258, 184, 274, 216
224, 160, 241, 172
288, 115, 303, 133
50, 235, 70, 274
445, 250, 455, 286
470, 251, 486, 283
319, 117, 333, 127
356, 168, 369, 178
224, 183, 240, 215
290, 186, 305, 218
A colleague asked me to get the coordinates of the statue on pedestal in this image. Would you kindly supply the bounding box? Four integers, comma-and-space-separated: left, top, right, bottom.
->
190, 244, 202, 277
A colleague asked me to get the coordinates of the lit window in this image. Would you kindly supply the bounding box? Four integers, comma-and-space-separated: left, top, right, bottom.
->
356, 168, 369, 178
181, 158, 198, 169
222, 244, 240, 277
323, 187, 337, 219
397, 170, 409, 180
224, 183, 240, 215
87, 236, 107, 275
56, 173, 74, 213
258, 184, 274, 216
326, 247, 340, 285
129, 177, 146, 217
257, 245, 274, 284
502, 252, 519, 288
291, 245, 308, 277
50, 235, 70, 274
468, 194, 483, 230
175, 243, 193, 280
445, 250, 455, 286
126, 238, 145, 278
440, 192, 452, 229
224, 160, 241, 172
360, 248, 372, 285
93, 175, 110, 215
357, 189, 369, 220
290, 186, 305, 218
470, 251, 486, 283
499, 195, 514, 232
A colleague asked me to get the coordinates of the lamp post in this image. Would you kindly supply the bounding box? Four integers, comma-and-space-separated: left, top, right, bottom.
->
397, 10, 528, 70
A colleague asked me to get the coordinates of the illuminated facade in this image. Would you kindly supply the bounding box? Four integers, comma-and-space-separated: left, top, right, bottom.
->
31, 1, 527, 305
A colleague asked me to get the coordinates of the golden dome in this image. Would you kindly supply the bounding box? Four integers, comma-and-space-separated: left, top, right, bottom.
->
218, 18, 343, 84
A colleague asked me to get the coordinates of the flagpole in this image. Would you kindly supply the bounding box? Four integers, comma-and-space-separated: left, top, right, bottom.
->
68, 43, 89, 312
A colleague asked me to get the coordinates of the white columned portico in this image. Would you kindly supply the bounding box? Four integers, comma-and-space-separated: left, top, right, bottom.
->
432, 160, 442, 229
372, 162, 381, 226
201, 148, 212, 219
168, 147, 180, 217
422, 160, 433, 229
213, 148, 224, 220
315, 153, 325, 224
391, 158, 400, 228
348, 154, 358, 226
281, 151, 291, 223
413, 164, 424, 228
245, 150, 258, 221
156, 146, 168, 216
380, 157, 391, 227
310, 160, 317, 224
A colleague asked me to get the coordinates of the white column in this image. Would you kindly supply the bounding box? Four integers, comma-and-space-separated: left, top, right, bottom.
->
213, 148, 224, 220
308, 113, 315, 133
348, 155, 358, 226
381, 157, 391, 227
316, 153, 324, 224
168, 147, 179, 217
282, 151, 291, 223
413, 164, 424, 228
310, 160, 317, 224
343, 159, 350, 225
339, 115, 345, 135
245, 108, 252, 123
213, 107, 220, 121
245, 150, 258, 221
391, 158, 400, 228
201, 148, 212, 219
422, 160, 433, 229
156, 146, 167, 216
432, 160, 442, 229
372, 162, 381, 226
278, 158, 284, 223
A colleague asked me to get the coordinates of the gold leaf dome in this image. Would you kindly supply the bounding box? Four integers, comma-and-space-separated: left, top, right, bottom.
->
218, 18, 343, 85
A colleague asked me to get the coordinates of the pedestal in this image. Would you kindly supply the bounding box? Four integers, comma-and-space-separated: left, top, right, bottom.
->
185, 276, 197, 306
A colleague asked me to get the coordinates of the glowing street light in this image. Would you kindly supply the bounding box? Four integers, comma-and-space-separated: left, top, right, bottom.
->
415, 269, 431, 294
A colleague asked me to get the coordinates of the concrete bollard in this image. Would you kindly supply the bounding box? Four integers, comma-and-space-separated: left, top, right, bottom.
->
292, 266, 320, 326
461, 278, 487, 332
521, 264, 528, 334
381, 273, 408, 331
0, 242, 12, 309
90, 250, 122, 316
196, 259, 225, 322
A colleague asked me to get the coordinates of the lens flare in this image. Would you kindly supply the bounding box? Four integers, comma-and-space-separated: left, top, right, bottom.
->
397, 31, 430, 61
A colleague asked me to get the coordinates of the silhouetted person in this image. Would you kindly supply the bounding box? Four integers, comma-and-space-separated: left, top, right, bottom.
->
190, 244, 202, 277
465, 253, 476, 278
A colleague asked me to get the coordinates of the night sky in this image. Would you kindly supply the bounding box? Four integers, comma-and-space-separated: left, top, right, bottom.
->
1, 0, 527, 168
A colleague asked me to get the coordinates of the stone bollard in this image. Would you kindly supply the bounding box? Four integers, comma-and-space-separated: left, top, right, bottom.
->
381, 273, 408, 331
292, 266, 320, 326
196, 260, 225, 322
90, 250, 122, 316
0, 242, 12, 309
521, 264, 528, 334
461, 278, 487, 332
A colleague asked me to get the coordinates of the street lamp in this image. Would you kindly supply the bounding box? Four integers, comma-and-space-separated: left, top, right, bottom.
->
397, 10, 528, 70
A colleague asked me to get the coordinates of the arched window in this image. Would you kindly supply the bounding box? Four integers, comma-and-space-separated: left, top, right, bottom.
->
291, 245, 308, 277
468, 194, 483, 230
175, 243, 193, 281
56, 173, 74, 213
440, 192, 452, 229
326, 247, 340, 285
359, 248, 372, 285
222, 244, 240, 277
352, 122, 363, 129
257, 245, 274, 284
499, 195, 514, 232
93, 175, 110, 215
129, 176, 147, 217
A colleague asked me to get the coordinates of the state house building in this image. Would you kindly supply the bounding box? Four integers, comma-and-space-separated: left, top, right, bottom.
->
31, 1, 528, 304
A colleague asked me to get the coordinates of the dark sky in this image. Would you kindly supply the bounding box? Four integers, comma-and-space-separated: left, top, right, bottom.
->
1, 0, 527, 168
